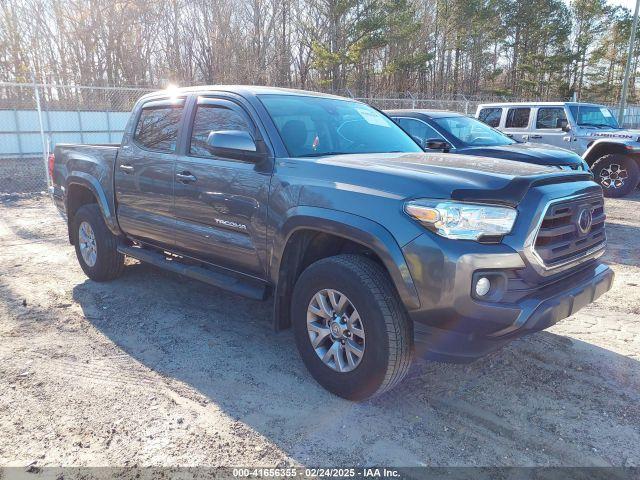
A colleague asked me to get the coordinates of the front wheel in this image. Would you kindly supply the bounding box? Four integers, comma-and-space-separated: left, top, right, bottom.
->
72, 204, 125, 281
591, 154, 640, 198
292, 254, 413, 400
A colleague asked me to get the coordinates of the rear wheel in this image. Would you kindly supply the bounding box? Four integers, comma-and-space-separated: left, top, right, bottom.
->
591, 154, 640, 198
292, 254, 413, 400
72, 204, 124, 281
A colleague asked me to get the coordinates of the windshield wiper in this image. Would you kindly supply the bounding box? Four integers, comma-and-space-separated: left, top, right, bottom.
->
579, 123, 619, 129
298, 150, 407, 158
297, 151, 351, 157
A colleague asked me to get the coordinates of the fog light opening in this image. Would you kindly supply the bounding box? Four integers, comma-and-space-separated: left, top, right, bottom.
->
475, 277, 491, 297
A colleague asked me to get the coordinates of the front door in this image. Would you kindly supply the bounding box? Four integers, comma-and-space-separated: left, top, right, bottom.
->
173, 96, 271, 278
115, 98, 185, 248
529, 106, 570, 149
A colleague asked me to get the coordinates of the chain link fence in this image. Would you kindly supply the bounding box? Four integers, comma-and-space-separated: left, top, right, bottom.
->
0, 82, 154, 194
2, 82, 640, 195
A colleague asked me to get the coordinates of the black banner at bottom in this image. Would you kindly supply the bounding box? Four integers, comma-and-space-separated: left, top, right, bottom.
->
0, 467, 639, 480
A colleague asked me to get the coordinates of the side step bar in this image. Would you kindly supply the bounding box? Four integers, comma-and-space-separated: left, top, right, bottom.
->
117, 244, 268, 300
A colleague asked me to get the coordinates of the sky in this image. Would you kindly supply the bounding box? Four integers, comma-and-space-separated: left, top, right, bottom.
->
606, 0, 637, 10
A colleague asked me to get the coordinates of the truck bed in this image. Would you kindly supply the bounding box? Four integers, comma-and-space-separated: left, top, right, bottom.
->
51, 143, 120, 227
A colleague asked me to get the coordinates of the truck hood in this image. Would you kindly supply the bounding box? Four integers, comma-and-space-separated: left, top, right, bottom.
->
304, 152, 579, 203
290, 152, 594, 216
456, 143, 583, 167
316, 151, 555, 178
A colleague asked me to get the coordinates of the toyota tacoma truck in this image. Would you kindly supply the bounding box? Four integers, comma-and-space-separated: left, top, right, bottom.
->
476, 101, 640, 197
49, 86, 614, 400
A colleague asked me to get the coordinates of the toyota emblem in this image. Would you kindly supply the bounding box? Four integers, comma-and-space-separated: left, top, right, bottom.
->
577, 207, 593, 234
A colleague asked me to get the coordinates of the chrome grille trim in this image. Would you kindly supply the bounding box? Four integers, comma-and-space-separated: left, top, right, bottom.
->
530, 194, 606, 270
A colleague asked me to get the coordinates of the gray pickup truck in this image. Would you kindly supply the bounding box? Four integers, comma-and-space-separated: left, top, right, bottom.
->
50, 86, 614, 400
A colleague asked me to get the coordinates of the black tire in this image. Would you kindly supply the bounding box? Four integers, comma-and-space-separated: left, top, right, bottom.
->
591, 154, 640, 198
72, 204, 124, 281
292, 254, 413, 400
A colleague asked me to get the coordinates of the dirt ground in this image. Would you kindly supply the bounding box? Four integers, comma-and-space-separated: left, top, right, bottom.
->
0, 192, 638, 468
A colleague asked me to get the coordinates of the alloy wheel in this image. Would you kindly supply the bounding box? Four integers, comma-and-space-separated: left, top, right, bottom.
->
306, 289, 365, 373
78, 221, 97, 267
600, 163, 628, 189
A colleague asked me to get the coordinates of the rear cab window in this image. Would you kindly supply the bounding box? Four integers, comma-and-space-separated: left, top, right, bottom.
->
133, 99, 185, 152
505, 108, 531, 129
478, 107, 502, 127
535, 107, 567, 129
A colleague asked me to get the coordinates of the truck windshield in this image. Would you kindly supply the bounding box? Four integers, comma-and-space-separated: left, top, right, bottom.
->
568, 105, 620, 128
259, 94, 422, 157
432, 115, 515, 147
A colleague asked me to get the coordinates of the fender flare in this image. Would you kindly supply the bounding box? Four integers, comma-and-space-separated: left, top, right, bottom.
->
582, 140, 631, 166
65, 172, 121, 235
271, 206, 421, 312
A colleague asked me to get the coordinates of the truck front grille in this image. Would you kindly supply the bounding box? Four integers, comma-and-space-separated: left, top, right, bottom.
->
533, 195, 606, 268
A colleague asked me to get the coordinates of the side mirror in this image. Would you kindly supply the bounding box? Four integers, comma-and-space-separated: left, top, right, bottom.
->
206, 130, 261, 161
556, 118, 570, 131
425, 138, 452, 152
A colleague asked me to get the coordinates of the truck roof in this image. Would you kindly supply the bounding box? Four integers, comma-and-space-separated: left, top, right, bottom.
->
138, 85, 352, 102
476, 101, 606, 109
384, 109, 464, 118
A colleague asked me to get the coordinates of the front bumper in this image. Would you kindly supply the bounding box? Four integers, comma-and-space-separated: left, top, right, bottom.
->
402, 228, 614, 363
411, 262, 613, 362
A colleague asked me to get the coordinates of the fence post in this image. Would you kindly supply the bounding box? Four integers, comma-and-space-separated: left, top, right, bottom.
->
407, 92, 416, 109
460, 94, 469, 115
106, 111, 112, 143
13, 108, 23, 156
77, 108, 85, 144
31, 74, 48, 186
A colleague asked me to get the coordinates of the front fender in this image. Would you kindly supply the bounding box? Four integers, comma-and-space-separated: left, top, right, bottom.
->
582, 139, 635, 165
65, 172, 121, 235
271, 206, 421, 310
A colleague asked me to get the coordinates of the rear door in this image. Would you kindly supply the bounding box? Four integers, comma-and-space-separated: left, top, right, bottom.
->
503, 107, 532, 142
115, 98, 185, 248
529, 106, 569, 148
172, 96, 271, 277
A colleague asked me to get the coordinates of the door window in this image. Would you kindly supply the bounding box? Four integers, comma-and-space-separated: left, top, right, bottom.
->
395, 117, 444, 143
536, 108, 567, 129
133, 103, 184, 152
505, 108, 531, 128
190, 103, 253, 158
478, 108, 502, 127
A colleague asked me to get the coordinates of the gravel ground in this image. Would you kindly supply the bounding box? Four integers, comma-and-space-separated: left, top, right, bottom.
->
0, 192, 639, 468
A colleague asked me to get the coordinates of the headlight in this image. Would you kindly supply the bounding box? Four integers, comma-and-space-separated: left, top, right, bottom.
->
404, 200, 517, 241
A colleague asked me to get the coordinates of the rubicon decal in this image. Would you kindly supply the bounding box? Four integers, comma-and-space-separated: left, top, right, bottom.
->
589, 132, 634, 139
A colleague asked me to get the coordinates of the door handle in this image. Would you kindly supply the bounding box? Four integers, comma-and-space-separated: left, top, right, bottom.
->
176, 171, 197, 184
119, 164, 134, 173
530, 134, 542, 139
521, 134, 529, 141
